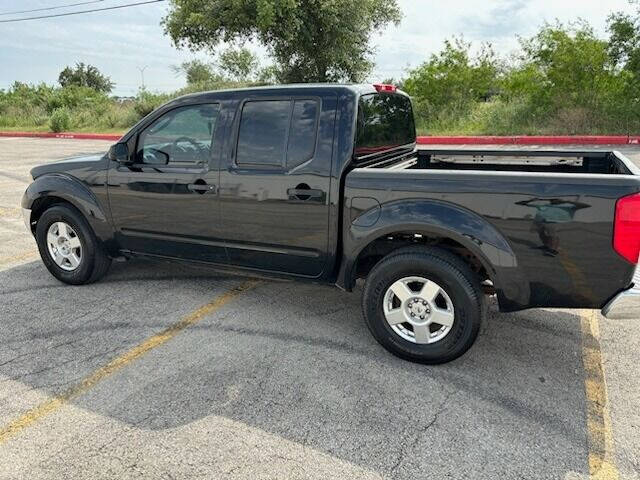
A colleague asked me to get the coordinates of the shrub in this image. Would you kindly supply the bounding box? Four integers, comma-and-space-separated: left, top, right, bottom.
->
49, 108, 71, 132
404, 38, 501, 118
46, 85, 108, 113
133, 90, 171, 119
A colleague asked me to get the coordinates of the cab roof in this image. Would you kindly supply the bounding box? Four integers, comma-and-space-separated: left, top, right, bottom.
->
170, 83, 408, 105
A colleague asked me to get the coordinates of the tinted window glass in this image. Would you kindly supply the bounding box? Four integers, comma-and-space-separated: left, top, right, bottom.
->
137, 104, 219, 166
287, 100, 319, 168
237, 100, 291, 166
355, 93, 416, 158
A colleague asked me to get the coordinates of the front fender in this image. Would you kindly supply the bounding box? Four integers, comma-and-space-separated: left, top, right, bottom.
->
338, 198, 529, 309
21, 173, 114, 244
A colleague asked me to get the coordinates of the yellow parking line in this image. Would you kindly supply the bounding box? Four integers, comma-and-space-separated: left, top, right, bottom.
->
580, 309, 619, 480
0, 250, 38, 268
0, 206, 21, 218
0, 279, 259, 446
557, 249, 619, 478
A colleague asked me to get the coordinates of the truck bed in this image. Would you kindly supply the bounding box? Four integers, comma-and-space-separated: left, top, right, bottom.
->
343, 149, 640, 312
367, 149, 640, 175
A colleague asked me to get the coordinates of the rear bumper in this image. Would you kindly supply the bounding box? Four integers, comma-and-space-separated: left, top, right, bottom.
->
602, 261, 640, 319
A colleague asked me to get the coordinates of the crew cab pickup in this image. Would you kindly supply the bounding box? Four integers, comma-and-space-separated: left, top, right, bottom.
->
22, 84, 640, 364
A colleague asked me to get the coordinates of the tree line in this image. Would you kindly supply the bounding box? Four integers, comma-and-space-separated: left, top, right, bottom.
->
401, 15, 640, 135
2, 0, 640, 134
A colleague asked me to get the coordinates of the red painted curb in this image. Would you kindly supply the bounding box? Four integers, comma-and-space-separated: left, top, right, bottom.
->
2, 131, 640, 146
417, 135, 640, 145
0, 131, 122, 141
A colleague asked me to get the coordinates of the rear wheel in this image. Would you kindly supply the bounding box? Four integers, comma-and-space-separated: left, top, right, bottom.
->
362, 246, 484, 364
35, 204, 111, 285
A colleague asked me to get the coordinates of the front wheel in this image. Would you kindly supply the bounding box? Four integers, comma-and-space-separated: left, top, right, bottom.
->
35, 204, 111, 285
362, 246, 484, 364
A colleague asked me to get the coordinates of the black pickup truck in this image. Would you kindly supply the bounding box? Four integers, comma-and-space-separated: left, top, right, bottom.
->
22, 84, 640, 364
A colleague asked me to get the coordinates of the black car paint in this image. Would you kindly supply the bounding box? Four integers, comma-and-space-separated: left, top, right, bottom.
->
22, 84, 640, 312
24, 156, 113, 246
340, 168, 639, 311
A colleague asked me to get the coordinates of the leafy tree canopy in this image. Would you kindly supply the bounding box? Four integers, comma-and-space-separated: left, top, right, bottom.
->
58, 62, 114, 93
171, 59, 221, 85
403, 38, 501, 121
218, 47, 260, 81
608, 1, 640, 96
170, 47, 265, 89
507, 21, 621, 111
163, 0, 401, 83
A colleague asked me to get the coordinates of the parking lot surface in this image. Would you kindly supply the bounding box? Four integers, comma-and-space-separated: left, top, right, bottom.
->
0, 137, 639, 479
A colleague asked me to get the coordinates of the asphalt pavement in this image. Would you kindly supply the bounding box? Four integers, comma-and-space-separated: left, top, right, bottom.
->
0, 137, 638, 479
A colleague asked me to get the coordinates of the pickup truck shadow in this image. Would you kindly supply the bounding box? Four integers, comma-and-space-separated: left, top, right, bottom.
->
0, 259, 588, 478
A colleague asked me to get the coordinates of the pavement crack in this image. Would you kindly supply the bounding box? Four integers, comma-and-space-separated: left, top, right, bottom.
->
0, 351, 32, 368
0, 338, 86, 370
0, 344, 125, 385
388, 389, 455, 477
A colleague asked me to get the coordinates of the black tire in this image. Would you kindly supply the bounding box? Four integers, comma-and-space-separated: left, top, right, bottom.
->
35, 204, 111, 285
362, 246, 484, 364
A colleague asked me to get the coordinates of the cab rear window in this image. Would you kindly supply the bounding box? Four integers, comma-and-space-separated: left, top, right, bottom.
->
355, 93, 416, 158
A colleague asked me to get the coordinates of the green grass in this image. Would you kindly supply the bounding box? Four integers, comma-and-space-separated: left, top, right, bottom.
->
416, 99, 639, 136
2, 84, 638, 136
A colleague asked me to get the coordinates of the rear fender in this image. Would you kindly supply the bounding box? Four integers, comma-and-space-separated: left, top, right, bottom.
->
338, 198, 528, 309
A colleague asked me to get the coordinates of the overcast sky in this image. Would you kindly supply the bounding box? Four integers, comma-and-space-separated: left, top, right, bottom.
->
0, 0, 636, 96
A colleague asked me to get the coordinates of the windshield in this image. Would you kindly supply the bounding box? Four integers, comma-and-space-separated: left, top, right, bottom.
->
355, 92, 416, 158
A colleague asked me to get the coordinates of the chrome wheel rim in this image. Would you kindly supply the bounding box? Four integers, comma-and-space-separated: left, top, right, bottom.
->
383, 276, 455, 344
46, 221, 82, 271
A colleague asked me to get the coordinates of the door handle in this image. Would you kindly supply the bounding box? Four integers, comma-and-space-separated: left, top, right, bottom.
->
287, 187, 325, 201
187, 183, 216, 194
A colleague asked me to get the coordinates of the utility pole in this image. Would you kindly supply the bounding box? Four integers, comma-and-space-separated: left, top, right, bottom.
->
137, 65, 148, 89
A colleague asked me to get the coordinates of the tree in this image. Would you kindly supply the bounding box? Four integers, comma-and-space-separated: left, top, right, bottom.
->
607, 3, 640, 91
608, 12, 640, 71
498, 21, 634, 134
171, 49, 264, 88
218, 47, 260, 81
403, 38, 501, 121
170, 59, 220, 85
162, 0, 402, 83
58, 63, 114, 93
256, 64, 281, 85
507, 22, 619, 111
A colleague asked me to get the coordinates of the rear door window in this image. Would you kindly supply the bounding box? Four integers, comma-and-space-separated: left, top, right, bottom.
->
235, 98, 320, 168
287, 99, 319, 168
236, 100, 291, 166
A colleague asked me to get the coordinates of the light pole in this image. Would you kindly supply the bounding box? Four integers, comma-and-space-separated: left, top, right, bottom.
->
137, 65, 148, 89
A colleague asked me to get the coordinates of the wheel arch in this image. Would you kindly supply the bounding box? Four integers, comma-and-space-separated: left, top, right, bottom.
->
23, 174, 115, 247
337, 198, 528, 310
341, 228, 498, 288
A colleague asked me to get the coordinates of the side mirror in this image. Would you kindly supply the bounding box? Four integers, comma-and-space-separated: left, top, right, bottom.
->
108, 142, 130, 163
144, 148, 170, 166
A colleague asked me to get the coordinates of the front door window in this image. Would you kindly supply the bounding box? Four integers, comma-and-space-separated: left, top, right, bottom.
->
136, 104, 220, 167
